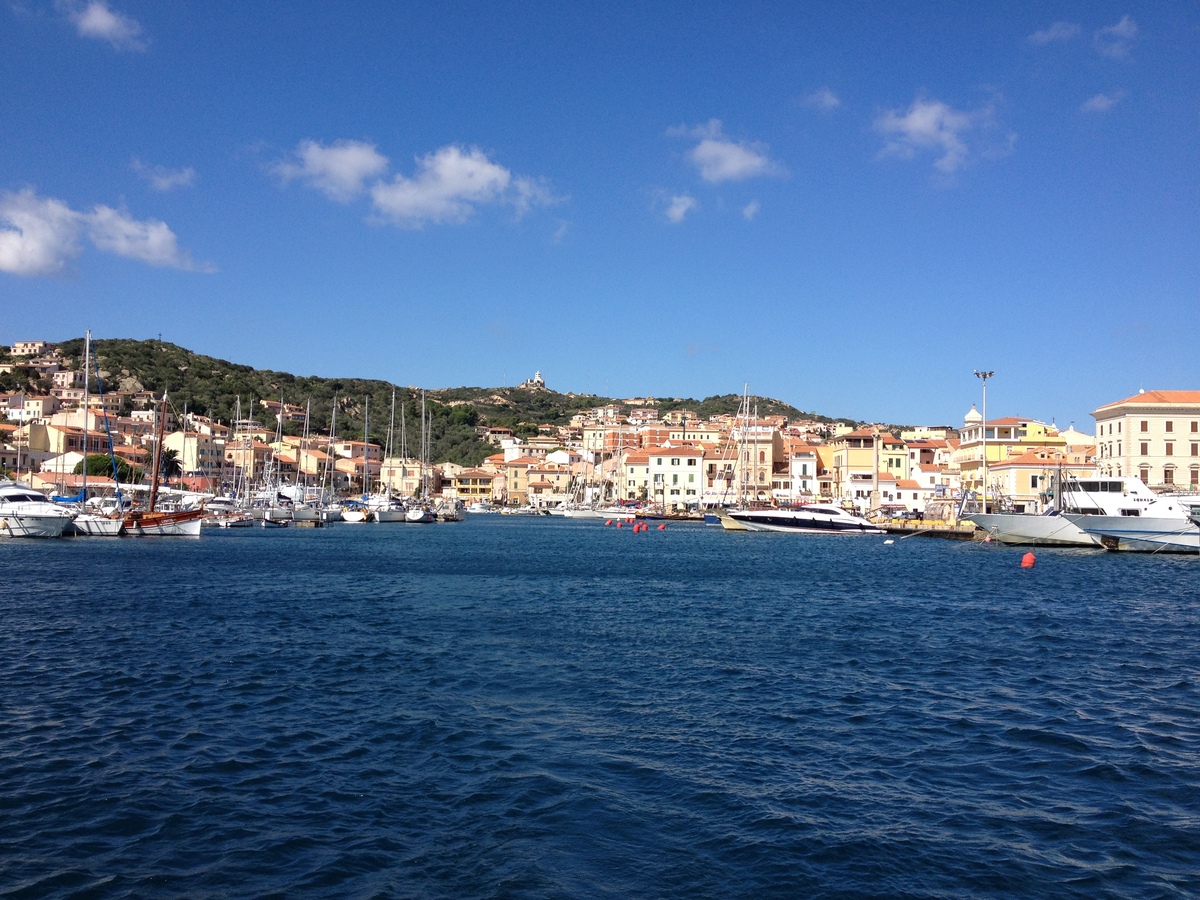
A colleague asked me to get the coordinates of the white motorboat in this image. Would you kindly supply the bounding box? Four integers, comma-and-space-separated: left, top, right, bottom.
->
0, 480, 75, 538
728, 504, 884, 534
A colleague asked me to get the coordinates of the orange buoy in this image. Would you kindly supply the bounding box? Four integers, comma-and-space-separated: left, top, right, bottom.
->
604, 519, 613, 526
616, 520, 623, 528
1021, 552, 1036, 568
657, 523, 666, 530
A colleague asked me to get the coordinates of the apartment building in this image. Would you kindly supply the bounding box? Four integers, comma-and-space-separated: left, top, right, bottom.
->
1092, 390, 1200, 489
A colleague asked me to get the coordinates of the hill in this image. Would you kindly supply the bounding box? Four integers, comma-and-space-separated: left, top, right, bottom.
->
11, 338, 878, 466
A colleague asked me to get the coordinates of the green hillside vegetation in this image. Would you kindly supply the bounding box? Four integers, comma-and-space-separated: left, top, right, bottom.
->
30, 338, 902, 466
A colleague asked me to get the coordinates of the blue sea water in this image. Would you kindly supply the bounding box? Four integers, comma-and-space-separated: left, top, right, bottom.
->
1, 518, 1198, 898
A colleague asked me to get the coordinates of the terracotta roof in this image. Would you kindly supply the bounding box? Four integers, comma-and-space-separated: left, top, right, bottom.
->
895, 479, 921, 490
1095, 390, 1200, 412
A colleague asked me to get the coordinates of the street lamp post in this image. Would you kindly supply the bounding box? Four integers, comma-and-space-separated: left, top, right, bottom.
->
974, 370, 995, 514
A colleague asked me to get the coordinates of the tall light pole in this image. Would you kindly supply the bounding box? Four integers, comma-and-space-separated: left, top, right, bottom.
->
974, 370, 994, 513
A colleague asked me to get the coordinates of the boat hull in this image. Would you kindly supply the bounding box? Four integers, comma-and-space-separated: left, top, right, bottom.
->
728, 508, 883, 534
1066, 514, 1200, 553
0, 512, 71, 538
124, 509, 204, 536
966, 513, 1100, 547
63, 514, 124, 536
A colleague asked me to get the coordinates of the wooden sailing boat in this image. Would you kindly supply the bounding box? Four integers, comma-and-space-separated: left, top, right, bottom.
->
123, 391, 205, 536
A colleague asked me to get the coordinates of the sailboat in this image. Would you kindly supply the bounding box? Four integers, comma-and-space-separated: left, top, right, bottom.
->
60, 330, 123, 535
123, 391, 205, 536
405, 391, 436, 523
370, 389, 407, 522
341, 396, 375, 523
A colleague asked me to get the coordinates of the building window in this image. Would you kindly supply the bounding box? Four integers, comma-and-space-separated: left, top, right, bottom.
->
1193, 443, 1199, 457
1166, 443, 1173, 456
1139, 467, 1150, 483
1140, 442, 1149, 456
1166, 421, 1174, 433
1163, 469, 1175, 485
1140, 420, 1148, 432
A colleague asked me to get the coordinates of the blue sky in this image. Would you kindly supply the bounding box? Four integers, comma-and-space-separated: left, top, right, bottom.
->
2, 2, 1197, 431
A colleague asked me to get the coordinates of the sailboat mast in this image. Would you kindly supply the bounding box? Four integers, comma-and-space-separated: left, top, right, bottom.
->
149, 391, 167, 513
81, 330, 91, 501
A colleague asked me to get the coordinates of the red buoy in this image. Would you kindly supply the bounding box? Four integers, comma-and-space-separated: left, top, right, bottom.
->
657, 523, 666, 531
616, 520, 623, 528
1021, 552, 1036, 568
604, 519, 613, 526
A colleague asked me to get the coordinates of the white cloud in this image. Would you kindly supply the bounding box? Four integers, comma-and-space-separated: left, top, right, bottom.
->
665, 194, 697, 224
370, 145, 556, 227
64, 1, 146, 51
742, 201, 761, 221
1095, 15, 1137, 59
1028, 21, 1080, 45
803, 87, 841, 111
0, 189, 84, 276
87, 205, 209, 270
275, 139, 389, 203
1081, 91, 1126, 113
875, 97, 1011, 174
132, 159, 196, 192
670, 119, 784, 183
0, 188, 211, 276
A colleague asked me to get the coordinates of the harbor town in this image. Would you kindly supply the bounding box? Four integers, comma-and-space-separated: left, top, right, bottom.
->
2, 338, 1197, 550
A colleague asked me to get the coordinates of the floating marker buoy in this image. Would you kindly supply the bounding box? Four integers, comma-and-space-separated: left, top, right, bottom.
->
604, 519, 613, 526
616, 520, 623, 528
884, 539, 894, 545
657, 523, 666, 530
1021, 552, 1036, 568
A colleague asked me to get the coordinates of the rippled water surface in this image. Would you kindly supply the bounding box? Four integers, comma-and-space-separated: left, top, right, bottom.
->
2, 518, 1198, 898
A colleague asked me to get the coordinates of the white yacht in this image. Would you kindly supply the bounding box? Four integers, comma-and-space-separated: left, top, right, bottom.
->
968, 477, 1192, 549
0, 480, 76, 538
1064, 491, 1200, 554
727, 504, 884, 534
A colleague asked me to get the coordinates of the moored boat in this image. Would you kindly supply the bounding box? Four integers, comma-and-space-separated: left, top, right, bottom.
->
0, 479, 75, 538
728, 504, 884, 534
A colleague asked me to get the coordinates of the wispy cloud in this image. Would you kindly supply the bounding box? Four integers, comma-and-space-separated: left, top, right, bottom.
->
803, 87, 841, 111
132, 159, 196, 192
665, 194, 697, 224
61, 0, 146, 51
1028, 21, 1080, 45
742, 201, 761, 221
669, 119, 784, 183
874, 97, 1013, 174
274, 139, 389, 203
1081, 91, 1126, 113
1094, 15, 1137, 59
0, 188, 212, 277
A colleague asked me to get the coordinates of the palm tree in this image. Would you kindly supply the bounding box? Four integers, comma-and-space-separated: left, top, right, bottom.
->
160, 448, 183, 481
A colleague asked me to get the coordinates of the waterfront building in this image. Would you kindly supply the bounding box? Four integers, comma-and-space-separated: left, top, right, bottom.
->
647, 445, 704, 509
987, 450, 1094, 514
1092, 390, 1200, 489
164, 431, 222, 479
956, 407, 1068, 496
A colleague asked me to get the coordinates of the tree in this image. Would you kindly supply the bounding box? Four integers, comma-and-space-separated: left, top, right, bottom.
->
160, 448, 183, 480
74, 453, 140, 482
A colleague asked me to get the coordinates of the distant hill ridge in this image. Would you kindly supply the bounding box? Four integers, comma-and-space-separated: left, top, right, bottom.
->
8, 337, 880, 467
